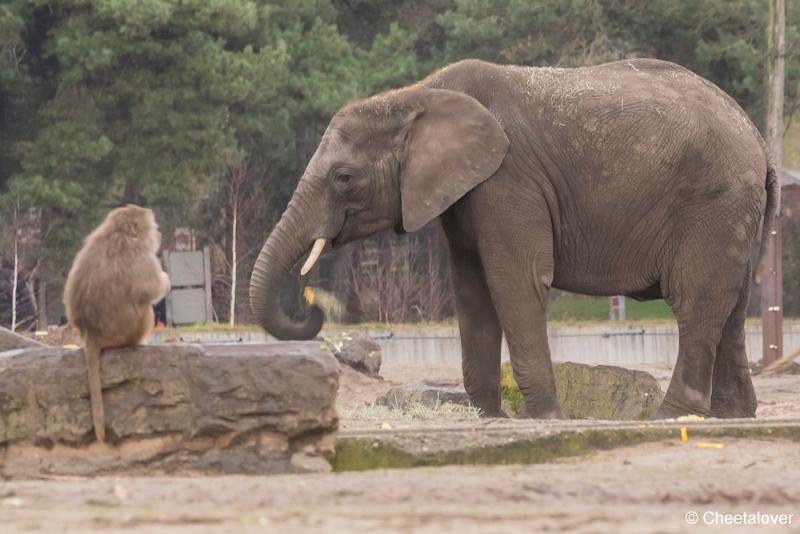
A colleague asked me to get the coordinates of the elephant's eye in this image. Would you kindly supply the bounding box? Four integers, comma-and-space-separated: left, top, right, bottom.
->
335, 173, 353, 185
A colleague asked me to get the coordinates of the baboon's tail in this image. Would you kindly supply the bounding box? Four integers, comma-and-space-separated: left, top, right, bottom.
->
756, 159, 780, 279
84, 337, 106, 442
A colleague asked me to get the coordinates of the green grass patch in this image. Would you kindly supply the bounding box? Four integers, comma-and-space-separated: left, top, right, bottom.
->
157, 305, 800, 335
156, 322, 263, 336
547, 296, 674, 322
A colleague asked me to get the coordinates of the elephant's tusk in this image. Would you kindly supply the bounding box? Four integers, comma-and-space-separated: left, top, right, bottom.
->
300, 239, 326, 276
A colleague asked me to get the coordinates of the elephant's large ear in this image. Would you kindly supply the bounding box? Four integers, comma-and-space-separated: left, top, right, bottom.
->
398, 88, 509, 232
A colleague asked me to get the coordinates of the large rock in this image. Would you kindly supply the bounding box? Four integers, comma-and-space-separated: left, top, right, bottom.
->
380, 363, 662, 420
0, 342, 339, 477
502, 362, 663, 420
0, 326, 46, 352
324, 331, 381, 378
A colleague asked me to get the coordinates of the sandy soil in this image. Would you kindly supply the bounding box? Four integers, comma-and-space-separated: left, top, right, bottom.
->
2, 363, 797, 533
2, 437, 798, 533
335, 364, 395, 412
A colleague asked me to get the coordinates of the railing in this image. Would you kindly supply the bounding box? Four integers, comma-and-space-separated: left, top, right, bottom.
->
152, 324, 800, 367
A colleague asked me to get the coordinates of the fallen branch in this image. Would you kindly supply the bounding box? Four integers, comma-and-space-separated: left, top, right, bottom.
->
756, 346, 800, 375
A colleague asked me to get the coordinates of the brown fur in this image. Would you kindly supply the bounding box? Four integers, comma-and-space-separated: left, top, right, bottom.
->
64, 205, 170, 442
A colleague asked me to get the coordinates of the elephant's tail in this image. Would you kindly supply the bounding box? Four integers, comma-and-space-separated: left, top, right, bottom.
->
755, 158, 780, 280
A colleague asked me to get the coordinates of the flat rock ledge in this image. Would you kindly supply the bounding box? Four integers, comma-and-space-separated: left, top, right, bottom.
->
0, 343, 339, 478
334, 419, 800, 471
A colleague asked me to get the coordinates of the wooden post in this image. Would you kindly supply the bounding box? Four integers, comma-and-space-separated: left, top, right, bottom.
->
761, 0, 785, 365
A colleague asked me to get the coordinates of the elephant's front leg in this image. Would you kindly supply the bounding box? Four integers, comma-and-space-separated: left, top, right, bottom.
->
467, 180, 561, 418
482, 258, 562, 419
468, 216, 560, 418
445, 229, 505, 417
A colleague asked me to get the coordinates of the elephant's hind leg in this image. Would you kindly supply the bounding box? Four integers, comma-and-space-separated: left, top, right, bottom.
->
445, 229, 505, 417
710, 265, 757, 418
657, 234, 749, 418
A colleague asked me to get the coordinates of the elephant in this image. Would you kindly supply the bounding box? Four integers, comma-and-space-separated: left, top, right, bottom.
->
250, 58, 777, 419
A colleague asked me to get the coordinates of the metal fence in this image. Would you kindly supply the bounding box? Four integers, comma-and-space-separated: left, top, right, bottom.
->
373, 324, 800, 366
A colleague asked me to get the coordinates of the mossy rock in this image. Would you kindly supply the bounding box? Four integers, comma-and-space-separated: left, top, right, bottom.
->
501, 362, 663, 420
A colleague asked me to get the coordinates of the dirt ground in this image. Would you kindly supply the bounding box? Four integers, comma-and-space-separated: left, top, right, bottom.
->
2, 364, 798, 533
2, 437, 798, 533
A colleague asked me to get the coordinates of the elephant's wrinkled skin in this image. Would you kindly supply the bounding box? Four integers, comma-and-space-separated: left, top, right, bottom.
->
250, 59, 776, 419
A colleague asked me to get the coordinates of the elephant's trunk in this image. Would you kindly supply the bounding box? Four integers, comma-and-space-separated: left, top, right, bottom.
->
249, 196, 324, 340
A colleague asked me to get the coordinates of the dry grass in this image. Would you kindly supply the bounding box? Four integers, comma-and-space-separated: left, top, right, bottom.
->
342, 400, 481, 420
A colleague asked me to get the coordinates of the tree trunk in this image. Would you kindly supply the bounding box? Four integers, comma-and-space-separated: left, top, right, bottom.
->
11, 232, 18, 332
230, 191, 238, 327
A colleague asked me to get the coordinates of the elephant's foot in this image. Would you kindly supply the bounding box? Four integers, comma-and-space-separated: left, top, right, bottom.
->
709, 376, 757, 419
710, 396, 757, 419
523, 403, 564, 419
650, 396, 709, 420
466, 392, 506, 418
477, 408, 509, 418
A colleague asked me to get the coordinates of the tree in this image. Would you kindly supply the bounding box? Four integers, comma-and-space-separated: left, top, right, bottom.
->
436, 0, 799, 128
343, 227, 453, 323
2, 0, 798, 326
240, 1, 423, 320
0, 184, 41, 330
4, 1, 291, 266
207, 157, 266, 325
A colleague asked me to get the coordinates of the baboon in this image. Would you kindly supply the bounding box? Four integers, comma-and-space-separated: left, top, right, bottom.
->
64, 205, 170, 442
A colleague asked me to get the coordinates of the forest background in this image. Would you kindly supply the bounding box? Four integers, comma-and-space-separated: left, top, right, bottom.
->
1, 0, 799, 328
